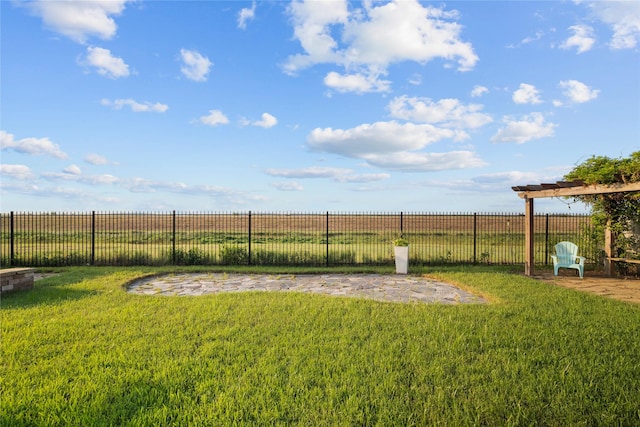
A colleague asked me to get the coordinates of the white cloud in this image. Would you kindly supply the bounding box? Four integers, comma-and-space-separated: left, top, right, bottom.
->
512, 83, 542, 105
306, 121, 485, 172
0, 164, 35, 180
471, 85, 488, 97
252, 113, 278, 128
521, 30, 545, 45
101, 98, 169, 113
265, 166, 390, 183
238, 1, 256, 30
336, 173, 391, 183
198, 110, 229, 126
25, 0, 131, 44
0, 181, 118, 203
408, 73, 422, 86
586, 0, 640, 49
83, 46, 129, 78
284, 0, 477, 93
272, 181, 304, 191
491, 113, 557, 144
1, 130, 67, 159
308, 121, 456, 157
387, 96, 492, 131
180, 49, 212, 82
85, 153, 111, 165
63, 164, 82, 175
560, 24, 596, 53
559, 80, 599, 103
42, 169, 118, 185
363, 151, 486, 172
284, 0, 349, 73
265, 166, 354, 179
472, 171, 546, 185
324, 71, 391, 94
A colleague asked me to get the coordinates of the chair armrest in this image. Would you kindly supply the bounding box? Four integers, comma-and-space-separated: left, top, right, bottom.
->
576, 256, 586, 263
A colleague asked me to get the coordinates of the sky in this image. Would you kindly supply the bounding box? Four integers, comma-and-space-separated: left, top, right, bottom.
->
1, 0, 639, 213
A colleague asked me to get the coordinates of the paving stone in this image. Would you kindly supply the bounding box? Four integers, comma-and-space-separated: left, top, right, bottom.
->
125, 273, 486, 304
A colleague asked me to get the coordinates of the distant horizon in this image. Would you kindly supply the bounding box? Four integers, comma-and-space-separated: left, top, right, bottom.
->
2, 1, 638, 214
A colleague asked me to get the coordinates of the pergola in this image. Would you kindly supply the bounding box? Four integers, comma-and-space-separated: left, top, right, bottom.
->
512, 181, 640, 276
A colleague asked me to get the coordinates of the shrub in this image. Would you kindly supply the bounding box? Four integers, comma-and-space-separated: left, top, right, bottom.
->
219, 245, 248, 265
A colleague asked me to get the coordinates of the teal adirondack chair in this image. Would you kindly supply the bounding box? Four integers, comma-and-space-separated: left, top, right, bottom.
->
551, 241, 585, 278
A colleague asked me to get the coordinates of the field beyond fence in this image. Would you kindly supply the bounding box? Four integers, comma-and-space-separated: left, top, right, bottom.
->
1, 211, 598, 268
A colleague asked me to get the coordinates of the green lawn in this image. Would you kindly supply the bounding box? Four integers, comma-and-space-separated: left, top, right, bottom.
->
1, 266, 639, 426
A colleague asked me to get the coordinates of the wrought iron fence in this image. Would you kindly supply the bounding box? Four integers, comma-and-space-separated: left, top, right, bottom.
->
0, 211, 598, 268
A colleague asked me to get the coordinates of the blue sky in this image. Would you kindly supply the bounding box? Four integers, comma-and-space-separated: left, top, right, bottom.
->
1, 0, 639, 213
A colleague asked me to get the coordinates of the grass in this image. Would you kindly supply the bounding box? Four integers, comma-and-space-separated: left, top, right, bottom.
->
2, 266, 639, 426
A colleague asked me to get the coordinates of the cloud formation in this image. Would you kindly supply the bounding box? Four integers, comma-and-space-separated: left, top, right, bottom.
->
238, 1, 256, 29
101, 98, 169, 113
560, 25, 596, 53
265, 166, 390, 183
272, 181, 304, 191
198, 110, 229, 126
387, 96, 492, 132
586, 0, 640, 49
180, 49, 212, 82
306, 121, 485, 172
25, 0, 131, 44
1, 130, 68, 159
1, 164, 35, 180
559, 80, 599, 103
512, 83, 542, 105
285, 0, 477, 93
491, 113, 556, 144
85, 153, 111, 165
251, 113, 278, 128
83, 46, 130, 78
471, 85, 488, 97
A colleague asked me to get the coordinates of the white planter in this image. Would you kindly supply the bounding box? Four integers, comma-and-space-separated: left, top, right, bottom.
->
394, 246, 409, 274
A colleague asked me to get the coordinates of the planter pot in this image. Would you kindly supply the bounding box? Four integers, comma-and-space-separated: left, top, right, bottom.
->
394, 246, 409, 274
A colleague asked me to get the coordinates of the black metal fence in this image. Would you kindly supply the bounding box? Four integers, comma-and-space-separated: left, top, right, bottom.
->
0, 211, 598, 268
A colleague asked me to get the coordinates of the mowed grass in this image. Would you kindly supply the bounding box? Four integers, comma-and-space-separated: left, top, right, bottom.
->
1, 266, 639, 426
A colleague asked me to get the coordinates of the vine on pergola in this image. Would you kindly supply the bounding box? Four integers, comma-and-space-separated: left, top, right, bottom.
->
564, 151, 640, 258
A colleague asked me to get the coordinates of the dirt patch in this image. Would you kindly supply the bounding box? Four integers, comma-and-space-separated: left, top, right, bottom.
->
532, 271, 640, 304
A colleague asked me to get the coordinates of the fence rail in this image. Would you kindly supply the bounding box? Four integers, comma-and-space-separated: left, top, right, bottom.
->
0, 211, 598, 268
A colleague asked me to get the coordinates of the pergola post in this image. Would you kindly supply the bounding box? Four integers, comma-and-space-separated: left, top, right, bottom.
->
524, 196, 535, 276
604, 219, 614, 276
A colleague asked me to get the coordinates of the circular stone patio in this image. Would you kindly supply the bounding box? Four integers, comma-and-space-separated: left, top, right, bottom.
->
126, 273, 486, 304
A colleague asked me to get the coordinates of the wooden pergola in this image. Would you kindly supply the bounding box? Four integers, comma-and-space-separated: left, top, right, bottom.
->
512, 181, 640, 276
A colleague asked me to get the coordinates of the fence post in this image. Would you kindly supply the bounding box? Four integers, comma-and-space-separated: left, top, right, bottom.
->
473, 213, 477, 264
248, 211, 252, 265
10, 211, 15, 267
326, 211, 329, 267
400, 211, 403, 236
91, 211, 96, 265
172, 210, 176, 264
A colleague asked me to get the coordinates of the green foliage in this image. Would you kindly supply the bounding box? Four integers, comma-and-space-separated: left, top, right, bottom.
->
565, 151, 640, 260
565, 151, 640, 185
219, 245, 249, 265
1, 267, 639, 425
173, 247, 210, 265
393, 238, 409, 246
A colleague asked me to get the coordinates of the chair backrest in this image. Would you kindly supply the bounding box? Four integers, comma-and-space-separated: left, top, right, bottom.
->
555, 241, 578, 263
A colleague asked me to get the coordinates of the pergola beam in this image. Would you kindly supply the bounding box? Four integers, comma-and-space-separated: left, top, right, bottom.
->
514, 182, 640, 199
